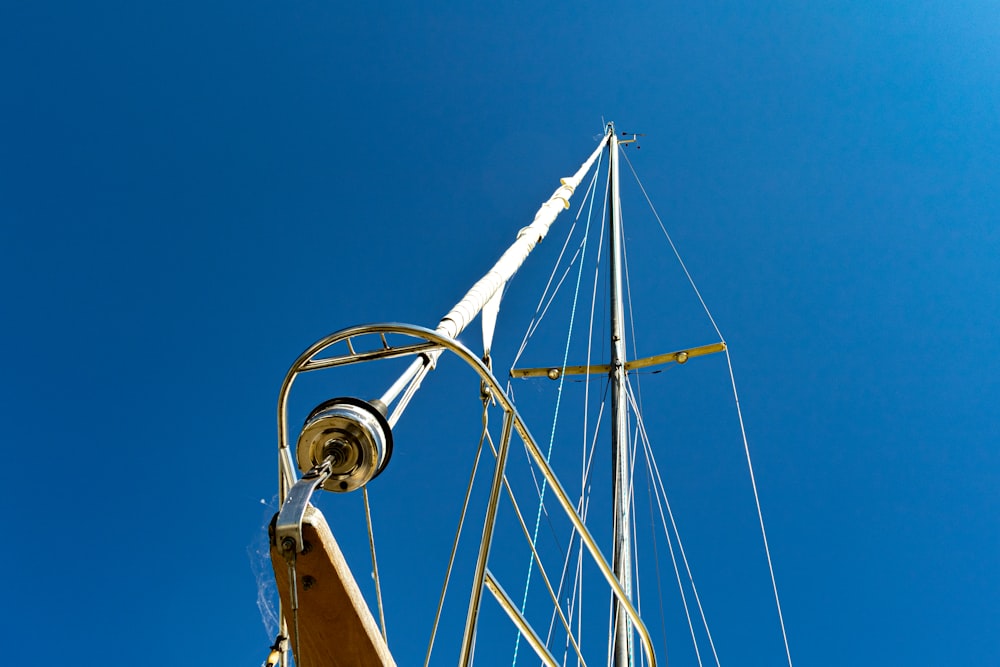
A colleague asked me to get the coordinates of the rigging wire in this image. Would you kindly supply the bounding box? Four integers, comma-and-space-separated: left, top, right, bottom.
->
562, 386, 608, 667
619, 179, 679, 667
489, 434, 588, 667
618, 194, 679, 666
582, 157, 611, 667
619, 194, 642, 667
363, 487, 388, 644
725, 348, 795, 667
511, 150, 602, 666
510, 152, 605, 370
497, 139, 792, 667
544, 387, 609, 656
521, 153, 613, 666
423, 405, 489, 667
628, 427, 642, 666
627, 380, 717, 667
623, 146, 793, 667
642, 444, 671, 665
513, 241, 586, 367
516, 436, 564, 557
620, 149, 723, 341
545, 159, 611, 666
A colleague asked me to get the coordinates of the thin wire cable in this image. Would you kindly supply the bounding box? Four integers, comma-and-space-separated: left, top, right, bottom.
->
628, 427, 641, 666
574, 491, 592, 667
516, 437, 565, 558
622, 182, 648, 667
642, 440, 671, 664
631, 403, 705, 667
423, 405, 489, 667
582, 163, 611, 667
508, 177, 608, 664
506, 164, 608, 569
488, 436, 588, 667
511, 154, 604, 368
724, 348, 794, 667
621, 150, 723, 341
545, 164, 611, 664
512, 156, 600, 666
363, 488, 387, 644
514, 242, 586, 366
624, 148, 792, 666
619, 198, 681, 666
566, 385, 608, 663
584, 177, 610, 455
545, 390, 609, 652
389, 361, 432, 428
627, 381, 720, 667
544, 524, 581, 648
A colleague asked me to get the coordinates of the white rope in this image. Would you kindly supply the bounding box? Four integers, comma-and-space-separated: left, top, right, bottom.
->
558, 163, 609, 658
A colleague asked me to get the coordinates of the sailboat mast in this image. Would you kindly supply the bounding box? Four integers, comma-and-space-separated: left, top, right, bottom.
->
608, 126, 634, 667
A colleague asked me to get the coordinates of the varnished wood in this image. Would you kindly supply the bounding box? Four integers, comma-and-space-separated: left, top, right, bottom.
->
271, 506, 396, 667
510, 341, 726, 379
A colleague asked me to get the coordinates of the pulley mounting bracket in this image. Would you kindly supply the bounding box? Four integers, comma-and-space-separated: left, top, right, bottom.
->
275, 458, 334, 558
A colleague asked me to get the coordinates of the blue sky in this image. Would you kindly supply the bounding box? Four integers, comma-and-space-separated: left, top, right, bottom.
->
3, 1, 998, 665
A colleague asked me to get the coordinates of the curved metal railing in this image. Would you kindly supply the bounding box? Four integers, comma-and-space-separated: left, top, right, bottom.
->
275, 322, 657, 667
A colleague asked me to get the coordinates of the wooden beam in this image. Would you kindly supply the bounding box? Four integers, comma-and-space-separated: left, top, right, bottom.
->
271, 506, 397, 667
510, 341, 726, 379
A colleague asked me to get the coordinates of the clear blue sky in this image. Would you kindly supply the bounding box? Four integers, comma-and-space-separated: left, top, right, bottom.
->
3, 1, 998, 665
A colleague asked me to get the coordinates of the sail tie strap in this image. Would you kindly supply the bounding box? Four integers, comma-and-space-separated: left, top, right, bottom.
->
481, 288, 502, 362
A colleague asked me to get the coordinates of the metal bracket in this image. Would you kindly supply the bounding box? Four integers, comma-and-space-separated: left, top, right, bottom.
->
275, 458, 334, 557
263, 634, 287, 667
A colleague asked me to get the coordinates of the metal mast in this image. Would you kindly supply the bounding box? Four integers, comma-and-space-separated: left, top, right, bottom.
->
608, 125, 634, 667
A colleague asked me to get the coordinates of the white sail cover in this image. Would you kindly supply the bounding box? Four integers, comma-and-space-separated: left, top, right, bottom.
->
379, 133, 609, 409
481, 288, 502, 362
436, 133, 609, 341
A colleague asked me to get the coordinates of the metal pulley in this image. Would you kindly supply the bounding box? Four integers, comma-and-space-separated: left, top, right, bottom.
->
295, 397, 393, 493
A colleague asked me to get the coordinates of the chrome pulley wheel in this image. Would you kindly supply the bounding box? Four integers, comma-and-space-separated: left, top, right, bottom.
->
295, 397, 393, 493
